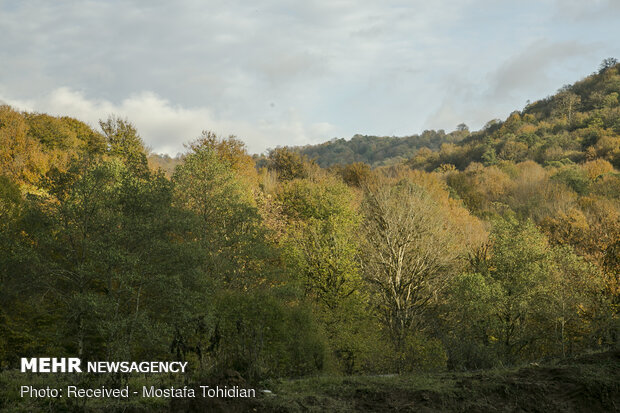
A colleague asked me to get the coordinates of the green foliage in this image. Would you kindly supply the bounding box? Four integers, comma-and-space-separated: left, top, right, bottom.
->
25, 113, 79, 150
173, 142, 273, 289
277, 177, 368, 373
25, 157, 201, 362
1, 61, 618, 413
285, 130, 463, 168
267, 147, 309, 181
443, 272, 500, 369
551, 165, 590, 194
444, 217, 610, 368
100, 116, 149, 175
209, 290, 326, 380
407, 334, 448, 371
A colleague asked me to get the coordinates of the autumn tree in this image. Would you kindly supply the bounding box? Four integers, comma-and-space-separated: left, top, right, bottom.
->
360, 176, 473, 367
332, 162, 373, 187
0, 106, 46, 186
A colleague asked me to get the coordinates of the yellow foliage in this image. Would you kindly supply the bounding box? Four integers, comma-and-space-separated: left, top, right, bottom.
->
517, 123, 537, 134
438, 163, 456, 173
594, 136, 620, 161
583, 159, 614, 180
541, 208, 589, 247
0, 106, 48, 185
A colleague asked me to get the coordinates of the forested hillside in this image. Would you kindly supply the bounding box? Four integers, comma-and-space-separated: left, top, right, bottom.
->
288, 129, 467, 168
282, 59, 620, 171
408, 58, 620, 172
0, 61, 618, 412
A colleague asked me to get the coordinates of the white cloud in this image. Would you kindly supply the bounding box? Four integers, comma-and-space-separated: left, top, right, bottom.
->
0, 87, 336, 154
1, 0, 619, 150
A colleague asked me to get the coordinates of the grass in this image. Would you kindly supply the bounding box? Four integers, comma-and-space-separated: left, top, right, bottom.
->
1, 350, 618, 412
252, 350, 619, 413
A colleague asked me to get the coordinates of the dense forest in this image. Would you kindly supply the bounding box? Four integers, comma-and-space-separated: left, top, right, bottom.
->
288, 130, 465, 168
0, 61, 619, 411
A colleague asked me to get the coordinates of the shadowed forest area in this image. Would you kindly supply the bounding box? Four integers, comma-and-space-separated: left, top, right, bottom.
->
0, 61, 619, 412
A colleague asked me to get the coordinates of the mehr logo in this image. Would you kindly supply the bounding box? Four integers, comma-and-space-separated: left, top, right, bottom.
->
21, 358, 82, 373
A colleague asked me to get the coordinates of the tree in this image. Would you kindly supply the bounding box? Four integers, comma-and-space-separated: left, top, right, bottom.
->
443, 271, 500, 369
599, 57, 618, 74
333, 162, 373, 187
360, 177, 469, 365
19, 150, 202, 365
0, 105, 46, 185
172, 140, 331, 378
554, 91, 581, 125
267, 147, 308, 181
277, 177, 368, 372
172, 140, 270, 289
190, 131, 259, 188
447, 217, 608, 366
487, 218, 557, 362
0, 175, 38, 368
99, 116, 149, 175
547, 246, 603, 357
278, 178, 361, 308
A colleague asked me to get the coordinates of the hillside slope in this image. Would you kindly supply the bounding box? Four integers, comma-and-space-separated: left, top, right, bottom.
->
291, 129, 467, 168
283, 61, 620, 171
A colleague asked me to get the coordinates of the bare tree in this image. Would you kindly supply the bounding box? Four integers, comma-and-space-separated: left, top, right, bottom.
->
554, 91, 581, 125
361, 178, 465, 359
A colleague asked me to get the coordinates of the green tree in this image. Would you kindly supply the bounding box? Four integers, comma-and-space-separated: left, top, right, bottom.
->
172, 140, 271, 289
546, 246, 603, 357
24, 154, 201, 363
277, 177, 368, 372
483, 217, 552, 363
100, 116, 149, 175
268, 147, 308, 181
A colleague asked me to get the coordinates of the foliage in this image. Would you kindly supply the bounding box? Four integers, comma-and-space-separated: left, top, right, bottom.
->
444, 217, 610, 368
360, 172, 484, 371
283, 129, 466, 168
0, 60, 618, 413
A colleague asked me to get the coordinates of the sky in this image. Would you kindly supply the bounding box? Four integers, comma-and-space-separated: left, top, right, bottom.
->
1, 0, 619, 155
